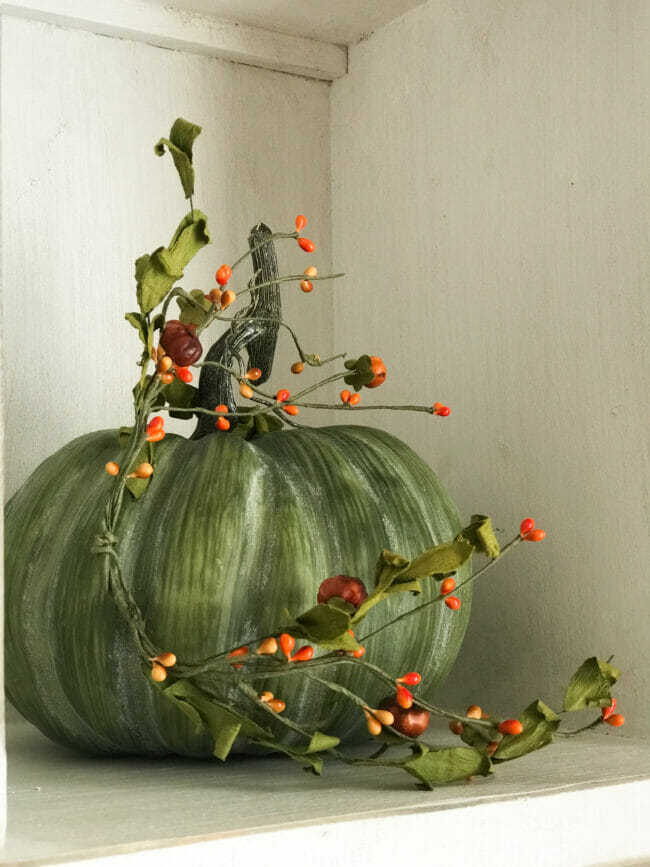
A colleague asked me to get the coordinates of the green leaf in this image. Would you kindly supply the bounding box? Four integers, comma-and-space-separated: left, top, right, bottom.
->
125, 312, 147, 344
460, 723, 496, 749
177, 288, 212, 327
163, 679, 270, 761
295, 604, 357, 650
385, 578, 422, 595
163, 377, 199, 420
493, 700, 560, 762
458, 514, 501, 559
154, 118, 202, 199
403, 746, 491, 789
118, 426, 133, 448
563, 657, 621, 712
125, 476, 150, 499
401, 539, 474, 580
343, 355, 375, 391
136, 211, 210, 314
302, 731, 340, 754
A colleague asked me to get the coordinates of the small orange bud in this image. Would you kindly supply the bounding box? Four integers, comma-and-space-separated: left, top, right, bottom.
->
290, 645, 314, 663
524, 529, 546, 542
209, 287, 223, 304
519, 518, 535, 536
276, 388, 290, 402
268, 698, 286, 713
291, 361, 305, 374
449, 721, 464, 735
133, 462, 154, 479
396, 686, 413, 709
105, 462, 119, 476
440, 577, 456, 595
279, 633, 295, 658
445, 596, 461, 610
604, 713, 625, 727
340, 390, 351, 403
295, 215, 307, 231
245, 368, 262, 381
157, 355, 173, 373
146, 429, 166, 442
300, 280, 313, 293
221, 289, 236, 309
348, 393, 361, 406
373, 709, 395, 727
283, 404, 300, 416
151, 663, 167, 682
228, 646, 248, 658
154, 652, 176, 668
159, 372, 175, 385
217, 418, 230, 431
256, 637, 279, 655
366, 716, 382, 736
303, 265, 318, 278
298, 238, 315, 253
147, 416, 164, 434
239, 382, 254, 399
466, 705, 482, 720
215, 264, 232, 285
259, 691, 274, 703
352, 646, 365, 658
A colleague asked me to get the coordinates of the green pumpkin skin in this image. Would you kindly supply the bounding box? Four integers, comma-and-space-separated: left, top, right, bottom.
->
5, 424, 471, 757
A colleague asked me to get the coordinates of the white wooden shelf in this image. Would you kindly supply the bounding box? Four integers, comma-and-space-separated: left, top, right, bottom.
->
3, 715, 649, 866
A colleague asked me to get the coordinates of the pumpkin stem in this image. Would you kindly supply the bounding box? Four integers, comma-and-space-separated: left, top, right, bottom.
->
192, 223, 281, 438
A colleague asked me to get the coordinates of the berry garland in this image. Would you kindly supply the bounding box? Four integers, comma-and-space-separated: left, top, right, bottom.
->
94, 119, 625, 789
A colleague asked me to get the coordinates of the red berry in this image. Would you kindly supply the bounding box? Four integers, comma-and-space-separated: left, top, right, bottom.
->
176, 366, 193, 383
449, 721, 464, 735
366, 356, 386, 389
317, 575, 368, 609
215, 264, 232, 285
276, 389, 290, 402
348, 393, 361, 406
340, 389, 351, 403
445, 596, 461, 610
396, 686, 413, 709
604, 713, 625, 727
498, 719, 524, 736
298, 238, 315, 253
435, 406, 451, 417
290, 646, 314, 663
352, 646, 365, 658
519, 518, 535, 536
146, 416, 164, 435
279, 633, 295, 658
440, 577, 456, 595
397, 672, 421, 686
524, 529, 546, 542
602, 698, 617, 720
295, 215, 307, 231
283, 404, 300, 416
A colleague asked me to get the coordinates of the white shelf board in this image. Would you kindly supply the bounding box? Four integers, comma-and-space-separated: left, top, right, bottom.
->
3, 716, 650, 866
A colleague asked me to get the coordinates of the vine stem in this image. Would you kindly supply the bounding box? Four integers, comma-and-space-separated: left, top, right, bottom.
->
230, 231, 298, 271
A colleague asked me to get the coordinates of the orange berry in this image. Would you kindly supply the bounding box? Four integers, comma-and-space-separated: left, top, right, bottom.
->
604, 713, 625, 727
295, 215, 307, 231
445, 596, 461, 610
239, 382, 254, 399
151, 663, 167, 682
396, 686, 413, 709
366, 716, 382, 736
449, 721, 464, 735
259, 691, 274, 703
352, 646, 365, 658
176, 366, 193, 383
146, 416, 164, 434
279, 633, 295, 658
372, 709, 395, 727
519, 518, 535, 536
256, 637, 279, 655
397, 672, 421, 686
283, 404, 299, 416
268, 699, 286, 713
159, 372, 175, 385
221, 289, 236, 309
466, 705, 482, 720
105, 462, 119, 476
245, 368, 262, 381
498, 719, 524, 736
146, 429, 166, 442
366, 356, 387, 388
215, 265, 231, 285
291, 361, 305, 374
435, 405, 451, 416
157, 355, 173, 373
486, 741, 499, 757
524, 529, 546, 542
433, 402, 443, 410
276, 389, 290, 402
217, 418, 230, 431
303, 265, 318, 278
209, 287, 223, 304
134, 462, 154, 479
340, 390, 351, 403
156, 344, 166, 360
602, 698, 617, 720
298, 238, 315, 253
300, 280, 314, 293
154, 652, 176, 668
228, 647, 249, 658
348, 393, 361, 406
440, 577, 456, 595
290, 646, 314, 663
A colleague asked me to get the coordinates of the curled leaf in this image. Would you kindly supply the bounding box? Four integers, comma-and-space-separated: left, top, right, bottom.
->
563, 657, 621, 712
154, 118, 202, 199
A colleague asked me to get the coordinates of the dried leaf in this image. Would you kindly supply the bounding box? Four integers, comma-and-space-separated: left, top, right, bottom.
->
154, 118, 202, 199
459, 514, 501, 559
493, 700, 559, 762
563, 657, 621, 712
403, 746, 491, 789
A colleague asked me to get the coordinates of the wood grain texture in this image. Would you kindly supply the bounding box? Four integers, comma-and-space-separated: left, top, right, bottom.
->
1, 16, 335, 500
331, 0, 650, 738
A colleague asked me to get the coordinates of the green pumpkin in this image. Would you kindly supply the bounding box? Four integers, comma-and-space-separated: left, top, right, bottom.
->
5, 423, 471, 757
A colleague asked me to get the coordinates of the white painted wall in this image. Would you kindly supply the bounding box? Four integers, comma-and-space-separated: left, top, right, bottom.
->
2, 16, 334, 498
331, 0, 649, 737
